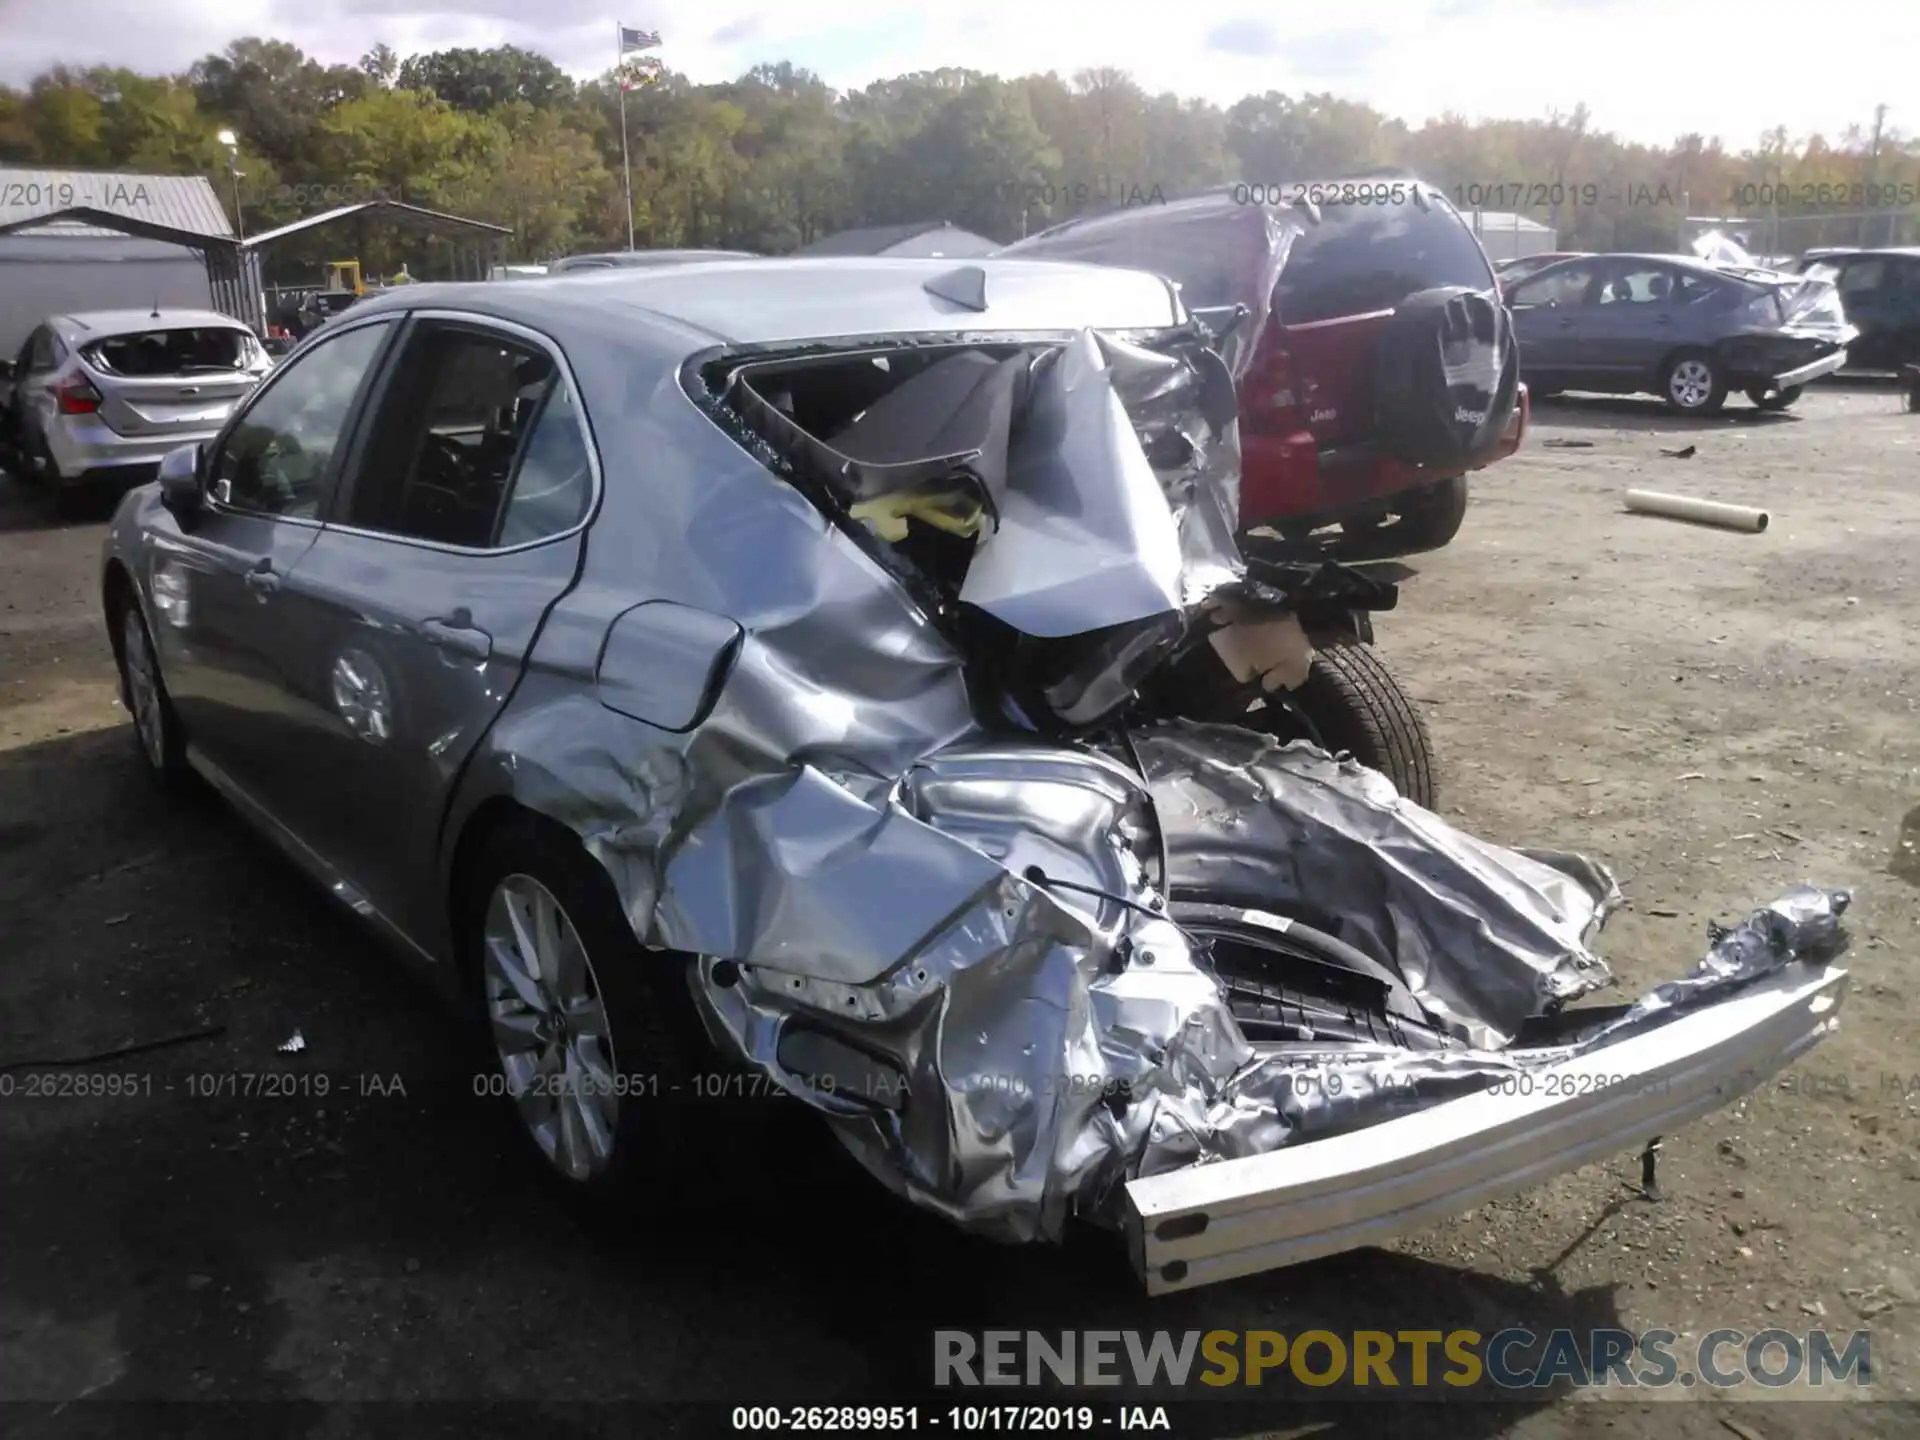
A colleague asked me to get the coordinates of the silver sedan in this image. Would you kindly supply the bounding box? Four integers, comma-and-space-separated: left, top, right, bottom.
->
101, 259, 1851, 1294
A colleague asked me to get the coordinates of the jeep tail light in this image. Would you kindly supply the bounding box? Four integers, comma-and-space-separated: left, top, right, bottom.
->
1243, 331, 1305, 436
55, 375, 102, 415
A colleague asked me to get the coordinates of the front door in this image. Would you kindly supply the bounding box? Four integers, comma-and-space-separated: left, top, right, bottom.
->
1506, 261, 1601, 384
268, 314, 597, 943
152, 318, 398, 805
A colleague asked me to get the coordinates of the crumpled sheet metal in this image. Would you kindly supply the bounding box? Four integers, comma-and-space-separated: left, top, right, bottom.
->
683, 723, 1850, 1245
475, 319, 1847, 1250
1001, 195, 1304, 381
1136, 724, 1620, 1050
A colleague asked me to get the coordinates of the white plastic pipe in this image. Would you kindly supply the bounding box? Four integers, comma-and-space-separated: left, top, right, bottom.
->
1624, 488, 1769, 533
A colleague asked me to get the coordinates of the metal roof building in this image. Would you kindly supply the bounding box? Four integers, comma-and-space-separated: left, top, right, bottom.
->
1463, 209, 1558, 262
0, 166, 235, 240
0, 164, 259, 355
794, 220, 1000, 259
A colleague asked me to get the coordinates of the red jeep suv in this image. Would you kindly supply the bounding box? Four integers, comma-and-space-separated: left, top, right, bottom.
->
1003, 180, 1529, 557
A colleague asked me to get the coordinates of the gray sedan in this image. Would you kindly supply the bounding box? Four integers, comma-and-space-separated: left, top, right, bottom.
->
99, 258, 1850, 1293
1507, 253, 1855, 413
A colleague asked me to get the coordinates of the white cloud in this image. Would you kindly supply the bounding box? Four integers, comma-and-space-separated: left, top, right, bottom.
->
0, 0, 1911, 153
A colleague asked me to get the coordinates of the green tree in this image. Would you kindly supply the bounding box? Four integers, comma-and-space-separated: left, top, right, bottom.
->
396, 46, 575, 113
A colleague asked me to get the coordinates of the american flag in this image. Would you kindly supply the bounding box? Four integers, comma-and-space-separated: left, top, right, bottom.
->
620, 25, 660, 52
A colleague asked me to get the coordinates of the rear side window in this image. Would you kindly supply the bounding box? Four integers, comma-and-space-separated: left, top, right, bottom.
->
1274, 193, 1496, 325
26, 327, 58, 371
84, 328, 254, 377
344, 323, 593, 549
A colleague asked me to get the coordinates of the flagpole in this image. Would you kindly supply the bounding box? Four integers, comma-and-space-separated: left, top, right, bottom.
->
618, 24, 635, 251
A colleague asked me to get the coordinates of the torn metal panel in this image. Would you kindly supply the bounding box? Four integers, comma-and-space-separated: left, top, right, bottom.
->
1135, 725, 1619, 1049
959, 331, 1189, 637
1001, 196, 1304, 381
683, 718, 1849, 1251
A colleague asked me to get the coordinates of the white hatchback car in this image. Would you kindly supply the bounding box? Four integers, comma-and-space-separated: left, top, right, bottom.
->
3, 309, 271, 497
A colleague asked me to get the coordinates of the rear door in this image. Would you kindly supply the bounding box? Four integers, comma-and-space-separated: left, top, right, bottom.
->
82, 325, 264, 439
1891, 258, 1920, 367
266, 312, 597, 943
1581, 259, 1685, 382
152, 317, 398, 805
1831, 258, 1895, 368
1269, 188, 1498, 448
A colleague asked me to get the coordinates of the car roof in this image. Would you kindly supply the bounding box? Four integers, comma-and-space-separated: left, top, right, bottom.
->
1519, 253, 1739, 279
341, 256, 1185, 350
555, 249, 758, 268
51, 309, 248, 340
1800, 247, 1920, 261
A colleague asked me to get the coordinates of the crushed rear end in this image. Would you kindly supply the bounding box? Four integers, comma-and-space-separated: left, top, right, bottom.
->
1714, 268, 1857, 390
646, 279, 1851, 1293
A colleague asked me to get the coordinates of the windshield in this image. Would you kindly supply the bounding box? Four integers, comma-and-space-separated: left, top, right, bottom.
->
84, 327, 254, 376
1275, 191, 1495, 325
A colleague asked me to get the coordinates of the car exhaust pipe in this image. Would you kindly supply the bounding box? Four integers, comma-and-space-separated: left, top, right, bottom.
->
1624, 488, 1769, 533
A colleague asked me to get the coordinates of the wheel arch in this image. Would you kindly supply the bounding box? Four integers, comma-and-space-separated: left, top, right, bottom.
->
102, 558, 135, 657
1654, 343, 1713, 384
445, 794, 550, 976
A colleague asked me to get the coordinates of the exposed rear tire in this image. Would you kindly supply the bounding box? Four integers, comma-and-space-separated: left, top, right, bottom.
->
1661, 350, 1728, 415
1747, 384, 1802, 411
1246, 638, 1438, 809
460, 813, 715, 1208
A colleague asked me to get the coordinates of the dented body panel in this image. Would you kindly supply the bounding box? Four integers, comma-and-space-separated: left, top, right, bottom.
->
102, 258, 1853, 1291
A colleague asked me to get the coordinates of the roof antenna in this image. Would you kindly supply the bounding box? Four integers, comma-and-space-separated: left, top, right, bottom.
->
150, 294, 161, 319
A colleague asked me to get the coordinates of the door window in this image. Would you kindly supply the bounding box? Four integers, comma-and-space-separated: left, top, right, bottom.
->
1509, 263, 1597, 308
1838, 260, 1886, 297
1596, 265, 1678, 305
26, 327, 58, 372
207, 320, 391, 519
342, 323, 593, 549
1271, 191, 1495, 324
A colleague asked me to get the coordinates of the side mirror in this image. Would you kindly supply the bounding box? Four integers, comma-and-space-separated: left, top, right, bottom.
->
0, 358, 14, 381
158, 443, 204, 524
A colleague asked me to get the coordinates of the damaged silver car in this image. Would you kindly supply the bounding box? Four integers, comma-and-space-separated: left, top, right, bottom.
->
100, 257, 1851, 1294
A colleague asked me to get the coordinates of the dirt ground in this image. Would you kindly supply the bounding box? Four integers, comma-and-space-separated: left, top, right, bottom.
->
1, 383, 1916, 1438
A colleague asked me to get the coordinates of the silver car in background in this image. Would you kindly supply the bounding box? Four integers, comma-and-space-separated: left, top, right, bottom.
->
2, 309, 270, 493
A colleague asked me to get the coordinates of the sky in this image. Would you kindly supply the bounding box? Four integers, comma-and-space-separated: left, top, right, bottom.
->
0, 0, 1913, 154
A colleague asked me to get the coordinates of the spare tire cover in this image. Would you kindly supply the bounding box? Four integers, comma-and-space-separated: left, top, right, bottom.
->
1372, 285, 1519, 469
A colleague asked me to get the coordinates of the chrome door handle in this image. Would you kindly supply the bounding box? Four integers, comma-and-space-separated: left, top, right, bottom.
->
420, 613, 492, 661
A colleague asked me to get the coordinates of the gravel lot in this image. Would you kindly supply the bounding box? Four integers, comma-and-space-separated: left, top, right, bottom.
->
2, 383, 1916, 1437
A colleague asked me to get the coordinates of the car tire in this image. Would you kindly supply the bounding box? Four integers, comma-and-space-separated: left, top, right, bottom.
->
1660, 350, 1728, 415
1746, 385, 1802, 411
1243, 637, 1439, 810
461, 813, 714, 1207
113, 594, 192, 788
1389, 475, 1469, 554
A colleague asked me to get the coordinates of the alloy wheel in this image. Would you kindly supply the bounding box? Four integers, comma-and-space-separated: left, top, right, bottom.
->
1669, 359, 1714, 410
482, 873, 621, 1182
